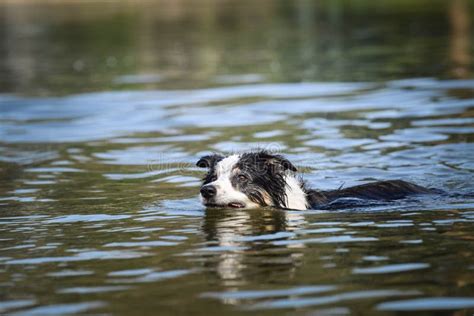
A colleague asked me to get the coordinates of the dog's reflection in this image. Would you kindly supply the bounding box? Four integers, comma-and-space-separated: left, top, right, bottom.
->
201, 208, 306, 284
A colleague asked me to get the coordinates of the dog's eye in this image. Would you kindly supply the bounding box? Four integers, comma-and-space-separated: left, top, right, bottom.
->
238, 174, 248, 182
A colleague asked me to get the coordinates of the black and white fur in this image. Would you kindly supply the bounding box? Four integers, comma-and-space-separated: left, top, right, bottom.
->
197, 151, 434, 210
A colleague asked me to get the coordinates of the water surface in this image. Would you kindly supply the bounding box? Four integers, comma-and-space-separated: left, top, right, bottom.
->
1, 1, 474, 315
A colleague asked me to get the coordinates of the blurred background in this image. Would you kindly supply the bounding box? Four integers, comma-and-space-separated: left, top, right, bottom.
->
1, 0, 472, 95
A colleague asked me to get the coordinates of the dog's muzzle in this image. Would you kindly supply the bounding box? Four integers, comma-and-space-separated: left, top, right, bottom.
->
200, 185, 216, 199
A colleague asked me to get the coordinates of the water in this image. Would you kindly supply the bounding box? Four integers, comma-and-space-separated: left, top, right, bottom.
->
1, 1, 474, 315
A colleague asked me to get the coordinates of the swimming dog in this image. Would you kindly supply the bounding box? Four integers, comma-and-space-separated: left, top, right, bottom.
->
197, 151, 434, 210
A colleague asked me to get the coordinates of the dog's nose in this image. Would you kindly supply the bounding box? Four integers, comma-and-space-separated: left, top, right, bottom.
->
200, 185, 216, 199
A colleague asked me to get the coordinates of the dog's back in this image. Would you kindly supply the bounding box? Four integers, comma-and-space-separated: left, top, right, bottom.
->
307, 180, 436, 209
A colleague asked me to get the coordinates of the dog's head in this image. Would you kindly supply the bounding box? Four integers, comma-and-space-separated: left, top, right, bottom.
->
196, 151, 305, 209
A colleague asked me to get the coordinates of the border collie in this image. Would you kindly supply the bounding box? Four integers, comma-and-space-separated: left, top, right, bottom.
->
197, 151, 434, 210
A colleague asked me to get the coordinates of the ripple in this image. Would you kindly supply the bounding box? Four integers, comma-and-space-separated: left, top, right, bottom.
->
108, 269, 191, 283
297, 228, 346, 234
310, 222, 348, 226
111, 134, 213, 144
45, 214, 131, 223
108, 268, 154, 277
113, 73, 162, 84
375, 223, 414, 228
380, 129, 448, 143
211, 141, 287, 152
22, 180, 56, 185
304, 138, 375, 150
25, 167, 83, 173
0, 300, 36, 313
104, 168, 178, 180
9, 189, 39, 194
0, 215, 48, 222
94, 145, 189, 165
235, 232, 295, 242
6, 250, 148, 264
153, 175, 200, 186
104, 240, 178, 247
412, 118, 474, 126
46, 270, 94, 277
272, 235, 377, 246
0, 147, 59, 164
58, 286, 130, 294
11, 301, 105, 315
201, 285, 336, 300
195, 246, 248, 252
377, 297, 474, 311
247, 289, 420, 310
352, 263, 430, 274
399, 239, 423, 244
363, 256, 389, 261
253, 130, 286, 138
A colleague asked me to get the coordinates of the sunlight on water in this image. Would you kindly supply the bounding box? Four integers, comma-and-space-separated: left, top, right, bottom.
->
0, 0, 473, 315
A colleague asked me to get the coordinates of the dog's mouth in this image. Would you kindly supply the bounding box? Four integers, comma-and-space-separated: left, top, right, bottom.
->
205, 202, 245, 209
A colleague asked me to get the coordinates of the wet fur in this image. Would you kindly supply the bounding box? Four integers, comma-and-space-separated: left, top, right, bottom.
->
234, 152, 296, 207
197, 151, 436, 210
306, 180, 434, 209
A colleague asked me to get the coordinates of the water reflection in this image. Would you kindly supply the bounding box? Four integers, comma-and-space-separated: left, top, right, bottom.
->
1, 0, 472, 95
196, 209, 474, 311
200, 209, 305, 284
449, 0, 471, 78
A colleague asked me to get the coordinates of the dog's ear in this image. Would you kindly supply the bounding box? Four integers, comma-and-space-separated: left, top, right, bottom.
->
196, 154, 224, 168
256, 151, 297, 172
270, 155, 297, 172
276, 156, 298, 172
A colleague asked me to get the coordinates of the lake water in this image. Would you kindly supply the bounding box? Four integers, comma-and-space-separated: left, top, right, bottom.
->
1, 1, 474, 315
